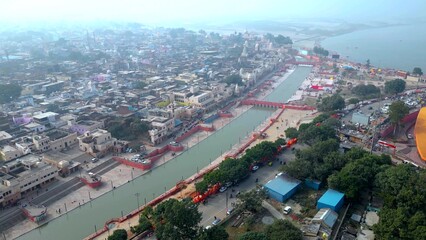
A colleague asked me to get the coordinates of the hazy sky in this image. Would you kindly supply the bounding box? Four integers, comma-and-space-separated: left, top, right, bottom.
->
0, 0, 425, 26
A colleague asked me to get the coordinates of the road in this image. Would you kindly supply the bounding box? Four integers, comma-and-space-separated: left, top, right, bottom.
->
198, 150, 293, 227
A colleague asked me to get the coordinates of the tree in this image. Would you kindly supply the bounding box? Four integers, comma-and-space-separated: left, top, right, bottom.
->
285, 127, 299, 139
412, 67, 423, 76
313, 46, 329, 57
366, 59, 371, 69
239, 232, 268, 240
108, 229, 127, 240
0, 84, 22, 104
298, 124, 337, 146
348, 98, 360, 105
384, 79, 406, 95
373, 165, 426, 240
265, 219, 303, 240
351, 84, 380, 99
197, 226, 229, 240
134, 81, 147, 89
274, 35, 292, 45
237, 189, 267, 213
388, 101, 409, 135
318, 94, 345, 112
223, 75, 243, 86
328, 154, 391, 200
131, 215, 152, 234
153, 199, 202, 240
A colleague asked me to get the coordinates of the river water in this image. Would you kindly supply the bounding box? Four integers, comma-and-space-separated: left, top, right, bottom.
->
321, 23, 426, 72
17, 66, 312, 240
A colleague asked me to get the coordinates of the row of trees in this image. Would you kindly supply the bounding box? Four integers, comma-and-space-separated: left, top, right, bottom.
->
351, 79, 406, 100
223, 74, 243, 86
195, 140, 282, 193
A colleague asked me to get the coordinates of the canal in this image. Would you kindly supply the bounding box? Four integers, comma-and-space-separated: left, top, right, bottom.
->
17, 66, 312, 240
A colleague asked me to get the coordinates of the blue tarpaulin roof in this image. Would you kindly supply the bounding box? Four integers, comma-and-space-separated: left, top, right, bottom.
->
264, 175, 301, 196
318, 189, 344, 207
174, 119, 183, 127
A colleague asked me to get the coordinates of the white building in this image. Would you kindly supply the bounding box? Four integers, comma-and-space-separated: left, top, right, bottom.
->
77, 129, 117, 157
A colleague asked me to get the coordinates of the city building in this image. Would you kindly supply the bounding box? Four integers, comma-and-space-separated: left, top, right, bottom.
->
0, 155, 58, 206
77, 129, 117, 157
32, 129, 78, 152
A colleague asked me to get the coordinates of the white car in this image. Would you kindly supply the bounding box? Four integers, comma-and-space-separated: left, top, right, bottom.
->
219, 186, 227, 193
252, 165, 259, 171
283, 206, 292, 215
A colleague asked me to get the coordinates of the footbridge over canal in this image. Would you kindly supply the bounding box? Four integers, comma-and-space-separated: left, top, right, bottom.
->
240, 99, 316, 111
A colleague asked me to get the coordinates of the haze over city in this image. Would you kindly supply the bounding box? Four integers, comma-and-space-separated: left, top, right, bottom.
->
0, 0, 426, 27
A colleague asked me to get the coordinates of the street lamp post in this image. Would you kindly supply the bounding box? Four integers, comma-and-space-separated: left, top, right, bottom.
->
135, 193, 140, 210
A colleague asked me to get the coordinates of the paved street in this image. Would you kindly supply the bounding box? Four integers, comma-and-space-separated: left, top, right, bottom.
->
198, 150, 293, 227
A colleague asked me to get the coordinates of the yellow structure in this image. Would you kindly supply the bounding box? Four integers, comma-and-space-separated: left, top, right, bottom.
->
414, 107, 426, 162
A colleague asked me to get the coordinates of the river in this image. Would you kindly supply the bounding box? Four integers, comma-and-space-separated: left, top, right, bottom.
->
17, 66, 312, 240
321, 23, 426, 72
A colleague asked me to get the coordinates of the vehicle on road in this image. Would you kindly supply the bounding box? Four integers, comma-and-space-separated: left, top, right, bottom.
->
283, 206, 292, 215
91, 158, 99, 163
408, 134, 413, 139
225, 182, 233, 187
219, 186, 227, 193
226, 207, 234, 215
212, 218, 221, 225
252, 165, 259, 172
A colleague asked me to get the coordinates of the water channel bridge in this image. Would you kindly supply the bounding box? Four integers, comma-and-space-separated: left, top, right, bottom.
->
241, 99, 316, 111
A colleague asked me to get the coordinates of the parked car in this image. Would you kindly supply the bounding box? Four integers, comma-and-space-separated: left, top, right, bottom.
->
226, 207, 235, 215
91, 158, 99, 163
219, 186, 227, 193
212, 218, 221, 225
252, 165, 259, 172
408, 134, 413, 139
283, 206, 292, 215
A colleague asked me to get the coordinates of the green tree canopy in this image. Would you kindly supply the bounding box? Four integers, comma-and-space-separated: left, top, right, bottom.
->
384, 79, 406, 95
412, 67, 423, 76
134, 81, 147, 89
0, 84, 22, 104
265, 219, 303, 240
274, 34, 293, 45
197, 226, 229, 240
153, 199, 202, 240
328, 154, 391, 200
348, 98, 360, 105
223, 74, 243, 86
313, 46, 329, 56
239, 232, 268, 240
388, 101, 409, 134
351, 84, 381, 99
318, 94, 345, 112
374, 165, 426, 240
285, 127, 299, 139
108, 229, 127, 240
237, 189, 267, 213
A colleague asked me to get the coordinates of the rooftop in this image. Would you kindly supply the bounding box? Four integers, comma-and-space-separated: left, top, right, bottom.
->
264, 174, 301, 196
45, 130, 68, 141
33, 112, 58, 120
318, 189, 345, 206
